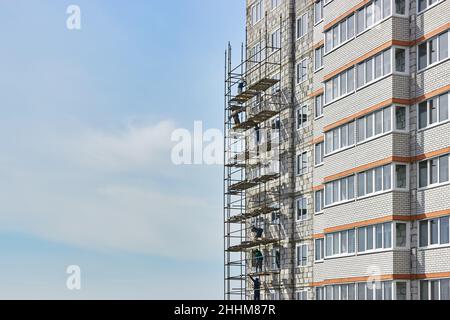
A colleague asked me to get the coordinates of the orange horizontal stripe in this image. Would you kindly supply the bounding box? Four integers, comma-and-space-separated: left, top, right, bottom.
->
312, 136, 324, 144
313, 233, 325, 239
324, 156, 410, 182
323, 0, 371, 31
412, 209, 450, 221
414, 23, 450, 45
413, 147, 450, 162
313, 40, 324, 49
413, 272, 450, 280
414, 84, 450, 103
323, 40, 411, 82
323, 98, 411, 132
308, 88, 324, 98
323, 215, 410, 234
313, 185, 324, 191
313, 274, 410, 287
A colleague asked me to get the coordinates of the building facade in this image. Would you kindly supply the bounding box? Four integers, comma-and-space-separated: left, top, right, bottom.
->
224, 0, 450, 300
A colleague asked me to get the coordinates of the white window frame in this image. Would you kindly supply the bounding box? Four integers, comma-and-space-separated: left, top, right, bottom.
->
324, 175, 355, 207
417, 154, 450, 190
296, 13, 308, 39
296, 105, 308, 129
271, 0, 282, 10
417, 31, 449, 72
419, 278, 450, 300
296, 289, 309, 300
356, 222, 394, 254
314, 141, 324, 166
314, 94, 324, 118
296, 243, 308, 267
314, 0, 324, 25
418, 215, 450, 249
315, 238, 324, 261
324, 121, 355, 155
296, 58, 309, 84
270, 28, 281, 52
296, 196, 308, 221
325, 229, 356, 258
251, 0, 264, 26
417, 92, 449, 131
314, 189, 324, 214
314, 46, 324, 71
417, 0, 444, 14
296, 151, 308, 176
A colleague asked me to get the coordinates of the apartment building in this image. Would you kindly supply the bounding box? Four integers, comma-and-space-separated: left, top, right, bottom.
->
224, 0, 450, 300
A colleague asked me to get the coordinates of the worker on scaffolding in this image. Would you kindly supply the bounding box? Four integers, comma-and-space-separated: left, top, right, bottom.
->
248, 275, 261, 301
237, 78, 246, 95
251, 225, 264, 239
254, 249, 264, 273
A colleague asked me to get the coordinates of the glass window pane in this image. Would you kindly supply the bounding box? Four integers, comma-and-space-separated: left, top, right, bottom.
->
358, 283, 366, 300
366, 169, 374, 194
441, 279, 450, 300
430, 219, 439, 245
383, 107, 392, 132
341, 231, 348, 253
333, 233, 339, 255
333, 180, 339, 203
367, 226, 374, 250
395, 0, 406, 15
418, 43, 427, 70
348, 176, 355, 200
429, 38, 438, 65
383, 164, 392, 190
430, 98, 438, 124
366, 114, 374, 138
367, 285, 374, 300
396, 164, 407, 189
419, 220, 429, 247
439, 93, 449, 122
439, 32, 449, 60
333, 26, 339, 47
420, 281, 429, 300
357, 63, 365, 88
347, 68, 355, 92
396, 223, 407, 247
430, 280, 439, 300
375, 53, 383, 78
340, 125, 348, 148
341, 177, 348, 200
341, 284, 348, 300
419, 161, 428, 188
348, 284, 356, 300
326, 286, 333, 300
375, 110, 383, 135
384, 281, 393, 300
348, 229, 355, 253
383, 49, 391, 74
440, 216, 449, 245
357, 9, 365, 34
348, 121, 355, 145
348, 15, 355, 38
366, 3, 373, 27
384, 223, 392, 248
395, 106, 406, 130
376, 224, 383, 249
374, 0, 382, 22
357, 117, 365, 142
440, 155, 449, 183
396, 282, 407, 300
358, 173, 365, 197
430, 158, 439, 185
395, 48, 406, 72
383, 0, 392, 17
419, 102, 428, 129
358, 228, 366, 252
375, 167, 383, 192
333, 285, 340, 300
341, 20, 347, 43
366, 59, 373, 83
326, 234, 333, 256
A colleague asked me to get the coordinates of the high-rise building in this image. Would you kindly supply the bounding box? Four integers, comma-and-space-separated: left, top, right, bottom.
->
224, 0, 450, 300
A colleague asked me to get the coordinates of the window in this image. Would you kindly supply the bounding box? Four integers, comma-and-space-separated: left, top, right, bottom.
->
314, 0, 323, 24
315, 46, 324, 71
271, 0, 282, 9
355, 0, 400, 36
315, 238, 324, 261
418, 154, 450, 188
271, 28, 281, 51
324, 68, 354, 104
324, 281, 398, 300
395, 0, 406, 14
356, 48, 397, 88
418, 93, 449, 129
418, 31, 449, 70
325, 229, 356, 257
296, 152, 308, 176
420, 279, 450, 300
418, 0, 443, 13
357, 164, 402, 197
356, 106, 406, 143
297, 59, 308, 83
325, 122, 355, 154
296, 196, 308, 221
324, 176, 355, 206
251, 0, 264, 26
324, 14, 355, 53
315, 94, 323, 118
296, 244, 308, 267
315, 189, 324, 213
357, 223, 393, 253
296, 105, 308, 129
296, 290, 308, 300
316, 287, 324, 300
296, 13, 308, 39
315, 142, 324, 166
419, 216, 450, 247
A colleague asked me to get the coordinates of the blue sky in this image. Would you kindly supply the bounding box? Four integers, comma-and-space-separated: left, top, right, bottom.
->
0, 0, 245, 299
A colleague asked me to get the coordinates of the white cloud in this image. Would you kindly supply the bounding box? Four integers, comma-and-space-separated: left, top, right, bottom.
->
0, 120, 222, 261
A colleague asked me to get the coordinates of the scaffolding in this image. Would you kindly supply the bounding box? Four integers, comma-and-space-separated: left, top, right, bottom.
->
224, 16, 289, 300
